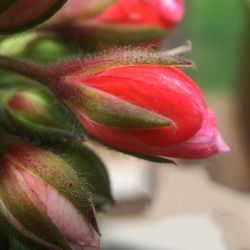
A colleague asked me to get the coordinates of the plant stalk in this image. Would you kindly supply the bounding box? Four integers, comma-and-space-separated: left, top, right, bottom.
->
0, 54, 57, 86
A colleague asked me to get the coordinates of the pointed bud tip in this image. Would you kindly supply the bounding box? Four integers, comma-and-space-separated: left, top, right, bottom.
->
214, 132, 230, 154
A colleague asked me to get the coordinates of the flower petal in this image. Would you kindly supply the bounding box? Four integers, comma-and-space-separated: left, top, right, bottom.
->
160, 109, 230, 159
20, 169, 100, 250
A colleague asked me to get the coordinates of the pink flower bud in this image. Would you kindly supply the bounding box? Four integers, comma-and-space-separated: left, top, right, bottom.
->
59, 64, 229, 160
0, 143, 100, 250
0, 0, 67, 34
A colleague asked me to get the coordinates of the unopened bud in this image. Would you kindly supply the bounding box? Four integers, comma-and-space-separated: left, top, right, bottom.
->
0, 142, 100, 250
1, 86, 82, 143
48, 48, 229, 160
44, 0, 185, 47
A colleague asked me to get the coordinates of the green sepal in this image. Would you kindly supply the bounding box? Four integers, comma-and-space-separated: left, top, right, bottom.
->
78, 0, 117, 19
56, 144, 114, 209
50, 21, 166, 49
78, 22, 167, 45
0, 208, 52, 250
58, 47, 194, 78
64, 82, 175, 129
10, 238, 44, 250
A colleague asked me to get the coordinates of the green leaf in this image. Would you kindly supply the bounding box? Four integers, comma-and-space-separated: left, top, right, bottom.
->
77, 0, 117, 19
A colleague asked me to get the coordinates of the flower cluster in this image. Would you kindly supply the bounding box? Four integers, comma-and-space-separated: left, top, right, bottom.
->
0, 1, 229, 249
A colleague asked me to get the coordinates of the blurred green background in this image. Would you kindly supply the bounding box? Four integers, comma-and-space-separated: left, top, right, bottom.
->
185, 0, 246, 92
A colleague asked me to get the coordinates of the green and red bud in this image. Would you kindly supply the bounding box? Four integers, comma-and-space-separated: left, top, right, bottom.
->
49, 49, 228, 160
0, 86, 83, 143
0, 142, 100, 250
0, 47, 229, 160
44, 0, 185, 47
0, 0, 67, 34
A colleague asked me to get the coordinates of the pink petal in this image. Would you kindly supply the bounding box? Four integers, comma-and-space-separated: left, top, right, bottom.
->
20, 169, 100, 250
161, 109, 230, 159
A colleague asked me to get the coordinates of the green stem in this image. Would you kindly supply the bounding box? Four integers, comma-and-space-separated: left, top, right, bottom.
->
0, 55, 57, 86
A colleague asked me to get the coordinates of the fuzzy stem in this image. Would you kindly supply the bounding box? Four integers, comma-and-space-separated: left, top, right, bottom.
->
0, 54, 57, 86
58, 48, 195, 76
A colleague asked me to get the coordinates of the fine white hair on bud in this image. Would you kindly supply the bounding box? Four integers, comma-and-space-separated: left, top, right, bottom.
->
0, 143, 100, 250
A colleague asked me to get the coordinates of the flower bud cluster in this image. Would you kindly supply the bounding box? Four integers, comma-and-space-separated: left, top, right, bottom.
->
0, 1, 230, 249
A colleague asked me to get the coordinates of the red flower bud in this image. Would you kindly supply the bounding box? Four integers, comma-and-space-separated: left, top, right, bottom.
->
58, 64, 229, 160
0, 0, 67, 34
45, 0, 184, 46
0, 49, 229, 160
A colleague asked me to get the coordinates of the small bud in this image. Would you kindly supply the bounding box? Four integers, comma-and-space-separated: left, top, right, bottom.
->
0, 0, 67, 34
0, 142, 100, 250
1, 86, 83, 143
